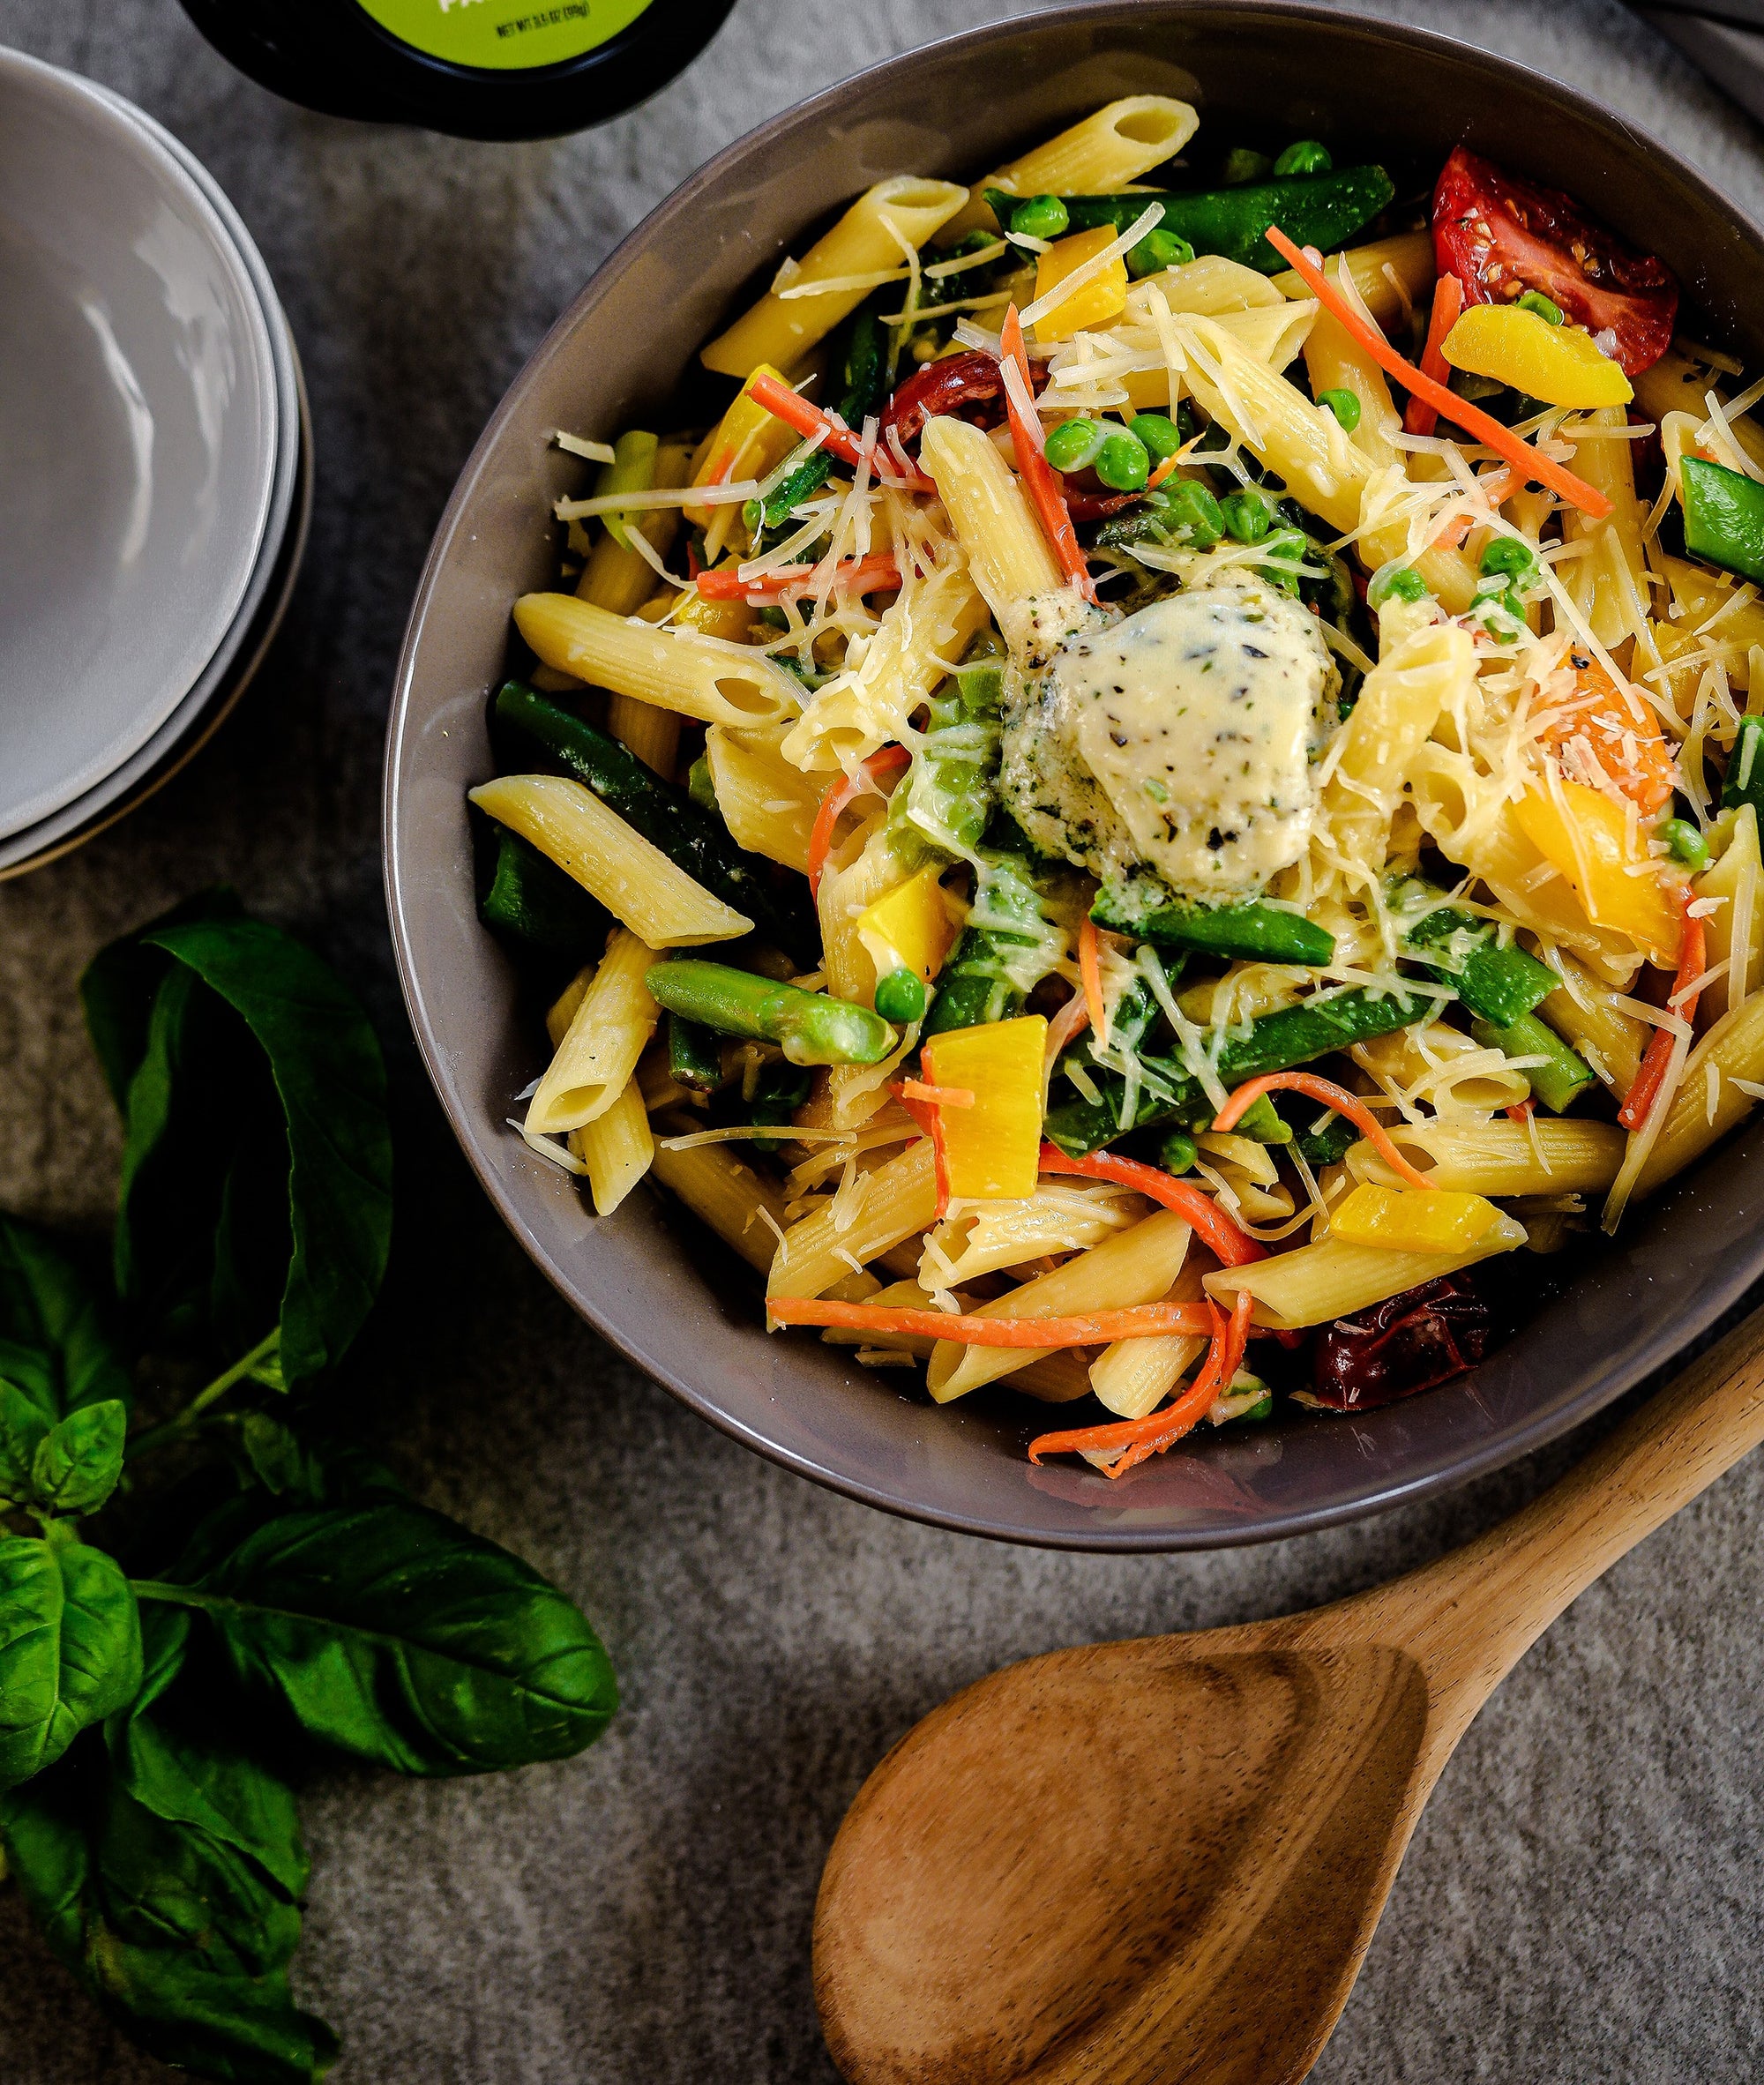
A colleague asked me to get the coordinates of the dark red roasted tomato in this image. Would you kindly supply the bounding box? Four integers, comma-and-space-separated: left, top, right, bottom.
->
878, 351, 1007, 450
1431, 146, 1678, 377
1311, 1273, 1493, 1411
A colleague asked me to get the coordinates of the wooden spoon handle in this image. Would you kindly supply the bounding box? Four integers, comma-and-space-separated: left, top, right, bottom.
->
1343, 1304, 1764, 1720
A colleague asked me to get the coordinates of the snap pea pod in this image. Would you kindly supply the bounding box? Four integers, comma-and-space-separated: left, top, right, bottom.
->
748, 306, 889, 542
891, 654, 1004, 862
1044, 986, 1430, 1154
923, 848, 1066, 1035
493, 680, 817, 961
667, 1013, 724, 1093
647, 961, 895, 1066
1723, 714, 1764, 823
477, 824, 610, 958
1398, 894, 1556, 1028
1045, 165, 1395, 275
1470, 1013, 1596, 1114
1091, 883, 1335, 966
1682, 456, 1764, 587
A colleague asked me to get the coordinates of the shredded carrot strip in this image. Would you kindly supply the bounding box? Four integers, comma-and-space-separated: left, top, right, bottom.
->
1147, 451, 1181, 490
770, 1297, 1216, 1345
806, 744, 910, 900
1043, 987, 1091, 1068
1028, 1296, 1234, 1470
1404, 271, 1463, 439
1095, 1288, 1259, 1480
1506, 1099, 1536, 1125
745, 371, 935, 494
1036, 1144, 1266, 1267
999, 306, 1097, 602
896, 1097, 952, 1220
1264, 228, 1611, 520
1431, 465, 1515, 549
897, 1079, 975, 1109
1213, 1072, 1438, 1192
1078, 913, 1108, 1044
1618, 895, 1707, 1132
697, 554, 901, 602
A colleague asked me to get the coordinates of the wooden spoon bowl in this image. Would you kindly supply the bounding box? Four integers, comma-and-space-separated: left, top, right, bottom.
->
815, 1311, 1764, 2085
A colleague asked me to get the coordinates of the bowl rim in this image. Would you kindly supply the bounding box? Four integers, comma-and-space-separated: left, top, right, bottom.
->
385, 0, 1764, 1550
0, 43, 280, 839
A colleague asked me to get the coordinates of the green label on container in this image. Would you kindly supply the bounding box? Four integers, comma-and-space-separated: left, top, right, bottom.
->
355, 0, 653, 71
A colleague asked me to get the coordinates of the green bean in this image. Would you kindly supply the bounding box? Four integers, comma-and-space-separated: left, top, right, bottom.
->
748, 1060, 815, 1150
1092, 884, 1335, 966
667, 1013, 724, 1093
477, 824, 610, 959
494, 681, 816, 961
747, 304, 888, 542
1398, 892, 1555, 1027
1044, 986, 1430, 1153
647, 961, 895, 1066
1045, 165, 1395, 274
1470, 1013, 1596, 1114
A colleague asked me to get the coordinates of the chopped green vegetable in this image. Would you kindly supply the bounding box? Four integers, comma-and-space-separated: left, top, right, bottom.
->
1159, 1130, 1199, 1174
1220, 485, 1275, 542
1130, 412, 1182, 461
478, 823, 610, 960
1370, 564, 1430, 605
1682, 456, 1764, 587
1397, 893, 1556, 1028
1220, 147, 1273, 185
923, 848, 1065, 1036
1053, 165, 1395, 274
1274, 140, 1333, 176
1317, 386, 1360, 431
1094, 424, 1150, 491
1480, 534, 1537, 583
1471, 1011, 1596, 1113
647, 960, 895, 1065
1516, 290, 1564, 324
667, 1012, 724, 1092
874, 967, 928, 1022
1126, 227, 1193, 277
1044, 416, 1105, 474
1659, 816, 1710, 870
1723, 714, 1764, 821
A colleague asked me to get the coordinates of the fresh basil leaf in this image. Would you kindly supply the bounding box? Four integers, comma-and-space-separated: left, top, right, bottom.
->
0, 1530, 143, 1787
176, 1499, 617, 1775
0, 1217, 132, 1422
0, 1379, 50, 1501
0, 1736, 337, 2085
31, 1399, 127, 1516
108, 1605, 310, 1900
235, 1414, 321, 1498
78, 886, 246, 1111
85, 911, 393, 1386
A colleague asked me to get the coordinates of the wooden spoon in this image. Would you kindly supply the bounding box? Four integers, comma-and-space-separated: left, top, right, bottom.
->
814, 1307, 1764, 2085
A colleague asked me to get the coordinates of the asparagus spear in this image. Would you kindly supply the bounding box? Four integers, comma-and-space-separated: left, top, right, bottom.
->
1397, 886, 1555, 1027
1092, 882, 1335, 966
923, 848, 1065, 1035
477, 823, 610, 958
647, 960, 895, 1066
1045, 986, 1431, 1154
1469, 1012, 1596, 1113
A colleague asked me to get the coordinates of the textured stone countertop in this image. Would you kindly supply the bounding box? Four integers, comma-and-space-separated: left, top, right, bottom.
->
3, 0, 1763, 2077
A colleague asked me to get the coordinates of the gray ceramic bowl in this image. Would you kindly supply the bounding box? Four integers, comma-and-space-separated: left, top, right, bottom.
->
386, 0, 1764, 1551
0, 46, 280, 841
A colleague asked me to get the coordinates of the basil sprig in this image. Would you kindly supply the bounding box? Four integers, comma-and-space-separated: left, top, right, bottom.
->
0, 893, 618, 2081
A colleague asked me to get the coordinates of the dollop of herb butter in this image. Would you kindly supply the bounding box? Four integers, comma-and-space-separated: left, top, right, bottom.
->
1000, 582, 1341, 898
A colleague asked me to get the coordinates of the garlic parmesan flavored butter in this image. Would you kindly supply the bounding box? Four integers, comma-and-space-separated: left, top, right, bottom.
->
1002, 581, 1342, 901
179, 0, 736, 140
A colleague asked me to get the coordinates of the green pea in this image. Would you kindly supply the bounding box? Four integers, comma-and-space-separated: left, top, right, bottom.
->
1258, 527, 1312, 591
1159, 1130, 1199, 1175
874, 968, 927, 1022
687, 754, 718, 816
1659, 817, 1711, 870
1129, 413, 1182, 463
1161, 478, 1224, 548
1221, 147, 1272, 185
1369, 564, 1429, 606
1220, 487, 1274, 543
1043, 416, 1104, 474
1317, 386, 1361, 432
1094, 427, 1150, 492
1274, 140, 1333, 176
1126, 228, 1193, 279
1009, 193, 1069, 242
1480, 534, 1537, 582
1517, 290, 1565, 325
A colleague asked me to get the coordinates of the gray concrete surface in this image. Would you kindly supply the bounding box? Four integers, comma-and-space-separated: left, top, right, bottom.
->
2, 0, 1762, 2077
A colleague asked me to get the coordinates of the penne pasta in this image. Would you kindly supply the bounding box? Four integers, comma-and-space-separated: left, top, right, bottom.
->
650, 1132, 791, 1272
705, 722, 823, 871
513, 592, 802, 729
766, 1138, 941, 1301
469, 774, 752, 946
1349, 1117, 1627, 1195
571, 1078, 654, 1214
1204, 1215, 1527, 1329
528, 928, 658, 1134
938, 95, 1200, 244
1088, 1260, 1210, 1418
920, 414, 1062, 626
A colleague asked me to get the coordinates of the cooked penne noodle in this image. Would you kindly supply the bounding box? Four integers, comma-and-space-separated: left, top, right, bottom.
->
1349, 1117, 1627, 1195
469, 775, 751, 946
571, 1078, 654, 1214
1205, 1216, 1527, 1329
705, 722, 823, 871
1562, 406, 1649, 649
577, 436, 694, 621
1636, 991, 1764, 1196
702, 177, 970, 378
650, 1132, 791, 1272
1697, 804, 1761, 1021
528, 928, 658, 1134
939, 95, 1200, 243
1088, 1261, 1210, 1418
1319, 619, 1473, 879
1538, 954, 1647, 1094
766, 1138, 941, 1301
920, 414, 1062, 623
1272, 230, 1435, 326
513, 592, 801, 729
928, 1207, 1193, 1401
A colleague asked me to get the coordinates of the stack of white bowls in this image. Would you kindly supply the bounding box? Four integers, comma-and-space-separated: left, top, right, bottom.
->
0, 47, 310, 879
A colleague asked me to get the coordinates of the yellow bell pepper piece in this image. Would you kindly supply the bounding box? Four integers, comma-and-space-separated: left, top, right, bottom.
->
856, 865, 958, 984
923, 1015, 1048, 1199
685, 362, 803, 560
1329, 1183, 1504, 1253
1441, 304, 1632, 410
1033, 227, 1129, 345
1512, 780, 1684, 967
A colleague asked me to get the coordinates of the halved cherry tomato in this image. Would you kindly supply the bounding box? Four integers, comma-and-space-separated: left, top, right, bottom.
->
1431, 147, 1678, 377
878, 351, 1008, 452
